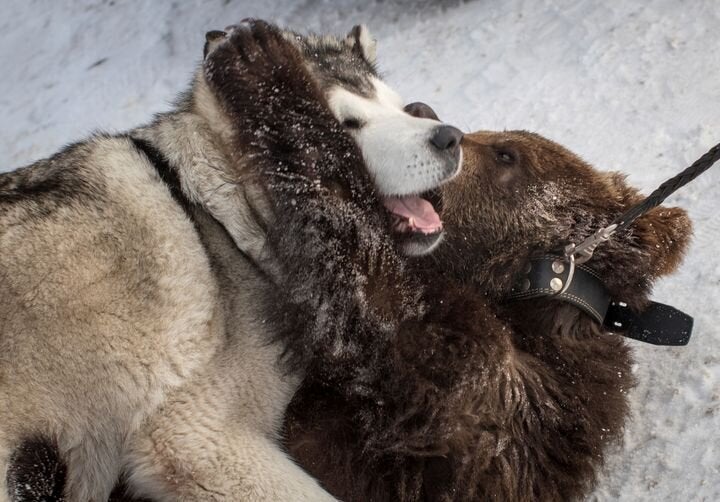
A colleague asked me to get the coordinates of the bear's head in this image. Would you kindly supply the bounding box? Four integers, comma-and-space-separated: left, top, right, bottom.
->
433, 130, 692, 308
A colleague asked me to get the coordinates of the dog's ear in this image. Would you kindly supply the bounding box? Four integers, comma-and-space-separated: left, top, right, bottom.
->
633, 205, 692, 278
346, 25, 377, 65
204, 30, 227, 59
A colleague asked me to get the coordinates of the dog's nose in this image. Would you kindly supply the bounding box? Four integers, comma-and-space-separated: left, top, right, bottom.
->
430, 125, 464, 153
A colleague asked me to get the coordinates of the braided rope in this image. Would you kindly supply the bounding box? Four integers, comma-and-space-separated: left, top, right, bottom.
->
613, 142, 720, 232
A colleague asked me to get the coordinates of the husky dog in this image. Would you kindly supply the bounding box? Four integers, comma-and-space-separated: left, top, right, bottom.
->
1, 21, 460, 501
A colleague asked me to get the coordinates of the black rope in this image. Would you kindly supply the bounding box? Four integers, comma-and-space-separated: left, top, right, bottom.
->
613, 142, 720, 232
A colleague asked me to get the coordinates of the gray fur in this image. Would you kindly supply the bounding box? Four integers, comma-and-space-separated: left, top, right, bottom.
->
286, 24, 379, 97
0, 22, 421, 502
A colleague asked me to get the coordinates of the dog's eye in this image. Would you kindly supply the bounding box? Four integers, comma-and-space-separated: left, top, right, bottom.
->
342, 118, 363, 129
495, 148, 516, 165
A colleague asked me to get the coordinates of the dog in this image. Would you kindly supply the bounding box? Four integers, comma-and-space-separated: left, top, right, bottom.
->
285, 129, 693, 501
1, 21, 460, 501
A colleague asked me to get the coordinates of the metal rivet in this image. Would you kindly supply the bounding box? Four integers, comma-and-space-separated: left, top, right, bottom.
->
523, 262, 532, 274
551, 260, 565, 274
521, 278, 531, 291
550, 278, 563, 291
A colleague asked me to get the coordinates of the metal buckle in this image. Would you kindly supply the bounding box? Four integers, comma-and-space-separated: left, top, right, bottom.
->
557, 223, 618, 295
564, 223, 618, 265
558, 253, 575, 295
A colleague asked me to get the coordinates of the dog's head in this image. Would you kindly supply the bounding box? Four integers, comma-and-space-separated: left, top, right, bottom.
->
434, 130, 692, 304
292, 26, 464, 256
202, 24, 462, 256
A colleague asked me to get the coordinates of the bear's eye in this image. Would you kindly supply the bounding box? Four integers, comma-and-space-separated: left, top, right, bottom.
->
495, 148, 516, 165
342, 118, 364, 129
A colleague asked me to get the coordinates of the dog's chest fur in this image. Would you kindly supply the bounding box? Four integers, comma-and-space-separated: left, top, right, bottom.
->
0, 127, 303, 501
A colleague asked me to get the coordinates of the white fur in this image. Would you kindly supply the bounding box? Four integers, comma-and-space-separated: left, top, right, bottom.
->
348, 25, 377, 64
327, 77, 462, 197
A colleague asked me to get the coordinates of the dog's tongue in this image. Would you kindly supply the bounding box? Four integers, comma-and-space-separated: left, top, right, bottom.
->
383, 196, 442, 234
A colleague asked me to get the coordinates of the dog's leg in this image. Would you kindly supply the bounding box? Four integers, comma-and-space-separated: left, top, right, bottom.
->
62, 435, 121, 502
123, 385, 336, 501
121, 333, 335, 502
0, 434, 10, 502
126, 426, 335, 502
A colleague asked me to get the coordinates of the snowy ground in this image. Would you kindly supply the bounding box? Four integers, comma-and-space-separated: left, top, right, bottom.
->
1, 0, 719, 500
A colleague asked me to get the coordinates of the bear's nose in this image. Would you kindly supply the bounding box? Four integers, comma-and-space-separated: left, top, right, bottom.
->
430, 125, 464, 153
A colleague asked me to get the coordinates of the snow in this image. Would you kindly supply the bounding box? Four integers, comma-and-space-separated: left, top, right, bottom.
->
1, 0, 718, 499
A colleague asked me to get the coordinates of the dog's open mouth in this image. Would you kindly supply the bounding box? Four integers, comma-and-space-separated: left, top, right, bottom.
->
382, 189, 444, 256
384, 194, 442, 234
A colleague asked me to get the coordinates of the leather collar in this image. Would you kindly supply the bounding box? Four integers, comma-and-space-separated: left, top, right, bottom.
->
506, 256, 693, 346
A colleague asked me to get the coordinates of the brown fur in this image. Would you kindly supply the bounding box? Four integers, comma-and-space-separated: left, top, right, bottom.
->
285, 130, 692, 501
201, 21, 423, 384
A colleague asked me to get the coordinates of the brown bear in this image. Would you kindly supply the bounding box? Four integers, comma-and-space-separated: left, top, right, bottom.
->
284, 129, 693, 501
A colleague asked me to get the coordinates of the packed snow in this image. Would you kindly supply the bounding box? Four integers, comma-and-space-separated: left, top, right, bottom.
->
1, 0, 718, 500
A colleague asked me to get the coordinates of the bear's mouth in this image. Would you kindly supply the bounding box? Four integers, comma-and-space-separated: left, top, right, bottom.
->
382, 189, 444, 256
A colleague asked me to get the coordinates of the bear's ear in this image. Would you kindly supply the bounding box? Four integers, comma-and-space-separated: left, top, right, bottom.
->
633, 205, 692, 278
346, 25, 377, 65
204, 30, 227, 59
